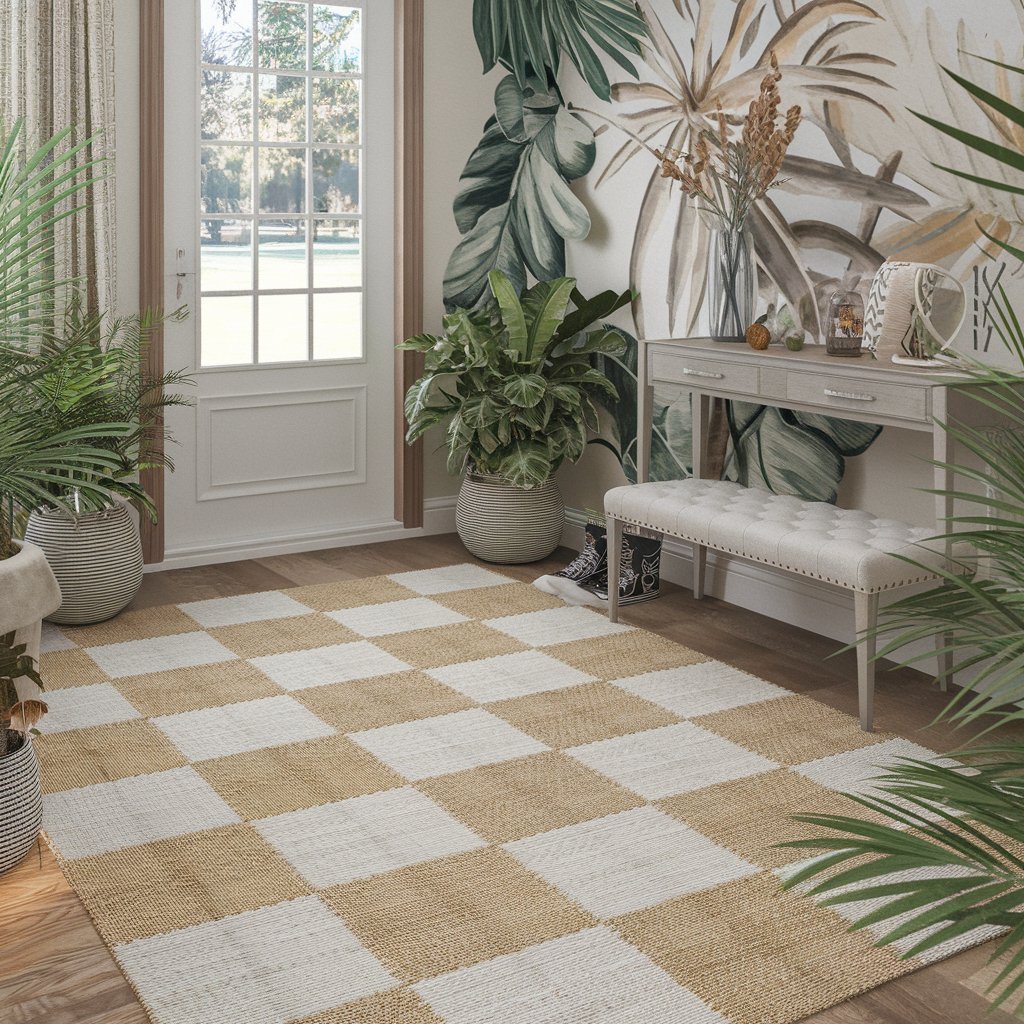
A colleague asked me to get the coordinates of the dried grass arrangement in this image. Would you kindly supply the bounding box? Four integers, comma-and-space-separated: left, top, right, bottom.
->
655, 54, 801, 233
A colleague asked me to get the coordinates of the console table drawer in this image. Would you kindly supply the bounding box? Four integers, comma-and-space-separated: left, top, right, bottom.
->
651, 351, 758, 397
786, 373, 930, 422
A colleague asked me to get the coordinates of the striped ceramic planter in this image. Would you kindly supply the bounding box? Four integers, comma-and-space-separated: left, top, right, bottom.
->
25, 503, 144, 626
0, 733, 41, 874
456, 473, 564, 564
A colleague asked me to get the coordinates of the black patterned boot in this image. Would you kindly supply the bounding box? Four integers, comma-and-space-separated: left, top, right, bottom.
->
596, 532, 662, 605
532, 524, 608, 607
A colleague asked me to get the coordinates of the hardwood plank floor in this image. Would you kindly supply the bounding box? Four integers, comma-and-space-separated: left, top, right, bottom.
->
1, 533, 1013, 1024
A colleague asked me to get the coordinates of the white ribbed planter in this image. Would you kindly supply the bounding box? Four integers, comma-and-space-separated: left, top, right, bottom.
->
456, 473, 564, 564
0, 733, 42, 874
25, 503, 143, 626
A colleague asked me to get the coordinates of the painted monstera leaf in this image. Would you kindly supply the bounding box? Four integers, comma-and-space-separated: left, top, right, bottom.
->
443, 75, 596, 310
592, 335, 881, 502
726, 404, 881, 504
472, 0, 648, 102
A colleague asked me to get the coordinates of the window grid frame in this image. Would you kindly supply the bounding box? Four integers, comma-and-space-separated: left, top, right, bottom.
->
198, 0, 365, 368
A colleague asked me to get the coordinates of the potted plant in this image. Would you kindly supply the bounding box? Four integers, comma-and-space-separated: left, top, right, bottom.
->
401, 271, 630, 563
0, 630, 47, 874
16, 303, 192, 625
0, 119, 192, 626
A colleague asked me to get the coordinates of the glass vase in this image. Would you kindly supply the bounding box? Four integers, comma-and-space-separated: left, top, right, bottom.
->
706, 221, 756, 342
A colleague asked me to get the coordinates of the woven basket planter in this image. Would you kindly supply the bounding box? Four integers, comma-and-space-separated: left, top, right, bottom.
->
0, 733, 41, 874
25, 503, 144, 626
456, 473, 564, 564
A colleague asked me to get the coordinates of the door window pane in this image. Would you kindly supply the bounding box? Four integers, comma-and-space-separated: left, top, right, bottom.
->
258, 1, 309, 70
313, 219, 360, 288
202, 71, 252, 140
202, 220, 254, 291
260, 148, 306, 213
259, 221, 308, 289
201, 0, 254, 65
259, 294, 310, 362
202, 146, 253, 214
259, 74, 307, 142
202, 296, 254, 366
313, 292, 361, 360
312, 77, 359, 144
312, 6, 360, 72
313, 148, 358, 213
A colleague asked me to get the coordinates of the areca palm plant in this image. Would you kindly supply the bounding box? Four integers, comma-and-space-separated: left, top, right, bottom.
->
403, 271, 630, 488
781, 57, 1024, 1016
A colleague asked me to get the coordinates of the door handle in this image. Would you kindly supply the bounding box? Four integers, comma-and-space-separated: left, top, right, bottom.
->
681, 367, 725, 380
824, 388, 876, 402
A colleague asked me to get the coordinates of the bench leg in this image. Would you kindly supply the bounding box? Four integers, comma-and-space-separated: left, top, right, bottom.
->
937, 633, 952, 693
854, 591, 879, 732
693, 545, 707, 600
607, 516, 623, 623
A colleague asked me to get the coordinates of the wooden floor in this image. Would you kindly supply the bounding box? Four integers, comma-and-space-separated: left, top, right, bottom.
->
1, 533, 1016, 1024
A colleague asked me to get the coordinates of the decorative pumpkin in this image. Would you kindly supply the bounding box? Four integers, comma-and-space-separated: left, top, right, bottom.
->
746, 323, 771, 350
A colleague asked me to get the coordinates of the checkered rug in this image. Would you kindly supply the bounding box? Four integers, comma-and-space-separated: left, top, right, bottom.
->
34, 564, 988, 1024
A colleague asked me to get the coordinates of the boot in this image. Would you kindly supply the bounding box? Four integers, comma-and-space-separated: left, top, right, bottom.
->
596, 531, 662, 605
532, 524, 607, 608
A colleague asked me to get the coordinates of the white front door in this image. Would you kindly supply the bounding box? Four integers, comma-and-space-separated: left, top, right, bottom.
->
161, 0, 395, 565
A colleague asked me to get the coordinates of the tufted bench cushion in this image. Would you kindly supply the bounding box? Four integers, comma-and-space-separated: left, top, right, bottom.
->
604, 479, 947, 594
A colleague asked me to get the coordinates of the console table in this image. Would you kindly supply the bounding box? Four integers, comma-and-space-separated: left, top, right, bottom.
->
636, 337, 961, 532
617, 337, 971, 729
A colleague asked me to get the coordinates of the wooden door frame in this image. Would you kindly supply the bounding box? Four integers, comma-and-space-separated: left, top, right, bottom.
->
139, 0, 426, 564
139, 0, 165, 564
394, 0, 425, 528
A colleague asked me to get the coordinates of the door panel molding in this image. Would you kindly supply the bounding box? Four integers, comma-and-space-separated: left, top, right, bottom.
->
394, 0, 425, 528
197, 388, 367, 500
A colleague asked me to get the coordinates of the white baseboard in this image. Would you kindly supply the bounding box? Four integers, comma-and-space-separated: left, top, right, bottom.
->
562, 508, 941, 674
149, 496, 458, 572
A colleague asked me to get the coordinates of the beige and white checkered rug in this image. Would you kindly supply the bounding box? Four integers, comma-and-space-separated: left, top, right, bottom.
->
34, 564, 988, 1024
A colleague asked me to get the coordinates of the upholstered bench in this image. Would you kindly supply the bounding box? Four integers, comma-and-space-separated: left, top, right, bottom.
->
604, 479, 952, 731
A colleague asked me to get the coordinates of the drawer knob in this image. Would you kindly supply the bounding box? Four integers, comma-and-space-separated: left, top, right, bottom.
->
824, 387, 876, 402
682, 367, 725, 380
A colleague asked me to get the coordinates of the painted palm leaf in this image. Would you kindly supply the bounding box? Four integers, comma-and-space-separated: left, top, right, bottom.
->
444, 77, 596, 309
473, 0, 648, 101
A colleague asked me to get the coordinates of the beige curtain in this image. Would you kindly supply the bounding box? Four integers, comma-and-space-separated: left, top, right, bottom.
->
0, 0, 117, 316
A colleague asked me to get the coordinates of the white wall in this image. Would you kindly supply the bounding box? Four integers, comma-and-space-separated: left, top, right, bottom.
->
421, 0, 497, 499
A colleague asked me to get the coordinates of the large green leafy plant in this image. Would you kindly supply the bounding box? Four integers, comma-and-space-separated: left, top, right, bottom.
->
403, 271, 630, 488
444, 3, 648, 308
782, 56, 1024, 1016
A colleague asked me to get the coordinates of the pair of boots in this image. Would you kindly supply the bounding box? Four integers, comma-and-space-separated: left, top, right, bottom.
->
536, 523, 662, 607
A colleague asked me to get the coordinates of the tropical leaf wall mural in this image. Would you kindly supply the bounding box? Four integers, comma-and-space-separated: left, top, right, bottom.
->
444, 0, 1024, 507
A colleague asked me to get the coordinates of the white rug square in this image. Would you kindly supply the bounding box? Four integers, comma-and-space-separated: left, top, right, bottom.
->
43, 767, 240, 859
484, 606, 634, 647
567, 722, 778, 800
426, 649, 595, 703
611, 661, 789, 718
177, 591, 312, 628
791, 738, 953, 798
254, 787, 486, 888
504, 806, 758, 918
349, 708, 548, 781
327, 598, 468, 637
414, 925, 727, 1024
152, 696, 334, 762
115, 896, 396, 1024
41, 682, 141, 734
85, 632, 237, 678
388, 563, 513, 594
40, 621, 76, 652
249, 641, 410, 691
